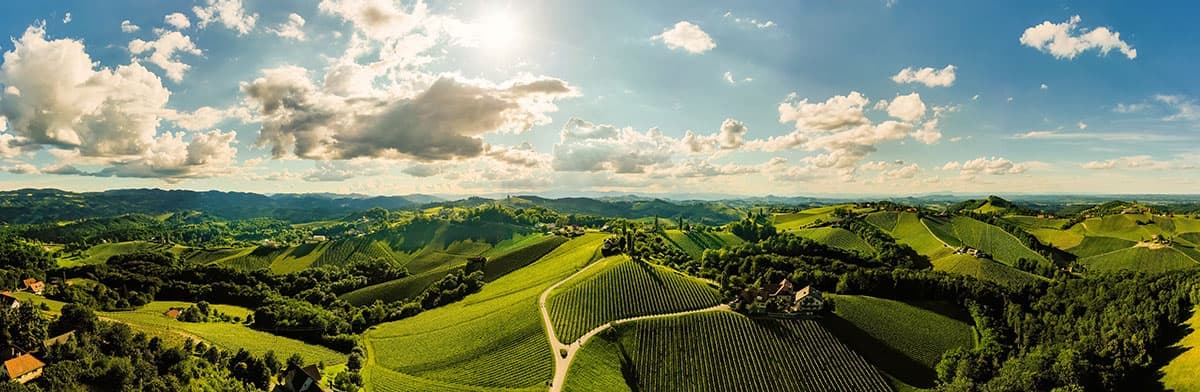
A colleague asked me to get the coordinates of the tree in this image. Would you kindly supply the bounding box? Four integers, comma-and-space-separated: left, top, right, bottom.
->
286, 353, 305, 369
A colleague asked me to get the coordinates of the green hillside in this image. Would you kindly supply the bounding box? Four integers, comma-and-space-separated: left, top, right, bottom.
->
773, 205, 848, 231
566, 311, 890, 391
361, 233, 608, 391
825, 295, 976, 388
865, 211, 900, 232
1080, 246, 1199, 274
792, 227, 875, 255
933, 254, 1043, 286
661, 229, 743, 259
1066, 236, 1136, 258
57, 240, 188, 267
878, 212, 954, 260
546, 255, 722, 342
1028, 228, 1085, 250
1161, 306, 1200, 391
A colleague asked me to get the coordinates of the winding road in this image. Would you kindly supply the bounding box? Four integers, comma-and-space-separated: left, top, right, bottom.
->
538, 257, 731, 391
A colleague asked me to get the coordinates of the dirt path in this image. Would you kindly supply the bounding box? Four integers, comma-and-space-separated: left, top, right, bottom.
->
538, 258, 730, 391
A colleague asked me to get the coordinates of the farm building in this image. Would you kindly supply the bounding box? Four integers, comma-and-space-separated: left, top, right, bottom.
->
3, 354, 44, 384
163, 308, 183, 319
275, 363, 330, 392
0, 292, 19, 309
791, 286, 825, 314
773, 279, 795, 296
22, 279, 44, 295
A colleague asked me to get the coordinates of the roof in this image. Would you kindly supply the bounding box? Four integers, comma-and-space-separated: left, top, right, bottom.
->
164, 309, 182, 318
43, 331, 74, 348
21, 279, 37, 288
795, 285, 823, 301
300, 364, 323, 382
4, 354, 44, 378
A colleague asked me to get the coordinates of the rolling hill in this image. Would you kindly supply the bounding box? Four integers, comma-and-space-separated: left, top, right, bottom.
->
791, 227, 876, 256
661, 229, 744, 260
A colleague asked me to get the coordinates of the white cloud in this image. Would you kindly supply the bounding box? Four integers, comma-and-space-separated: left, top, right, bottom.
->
891, 65, 956, 87
129, 31, 202, 82
971, 94, 980, 101
722, 71, 752, 85
62, 13, 72, 24
777, 91, 870, 131
94, 130, 239, 181
943, 157, 1035, 175
121, 20, 140, 33
722, 12, 775, 29
242, 66, 578, 161
1019, 15, 1136, 60
1012, 130, 1183, 142
1078, 121, 1088, 129
551, 118, 675, 173
1155, 94, 1200, 121
486, 143, 549, 168
163, 106, 250, 131
318, 0, 429, 40
193, 0, 257, 35
681, 118, 750, 153
1114, 102, 1149, 113
886, 92, 926, 122
165, 13, 192, 30
1040, 83, 1049, 90
1080, 155, 1194, 171
652, 21, 715, 54
882, 163, 920, 179
268, 13, 307, 41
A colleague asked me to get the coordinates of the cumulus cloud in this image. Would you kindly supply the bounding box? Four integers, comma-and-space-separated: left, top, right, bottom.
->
242, 66, 577, 161
1020, 15, 1136, 60
0, 25, 236, 181
680, 118, 749, 153
402, 163, 444, 177
551, 118, 676, 173
162, 106, 250, 131
129, 31, 202, 82
943, 157, 1034, 175
882, 163, 920, 179
121, 20, 140, 33
193, 0, 257, 35
891, 65, 956, 87
165, 13, 192, 30
723, 71, 752, 85
1155, 94, 1200, 122
652, 21, 715, 54
268, 13, 307, 41
886, 92, 927, 122
1040, 83, 1049, 90
62, 13, 72, 24
318, 0, 429, 40
486, 143, 549, 168
777, 91, 870, 131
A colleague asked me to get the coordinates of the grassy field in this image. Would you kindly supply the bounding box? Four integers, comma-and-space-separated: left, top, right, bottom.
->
570, 311, 890, 391
932, 254, 1044, 286
1028, 228, 1085, 250
792, 227, 876, 256
1161, 306, 1200, 391
1066, 235, 1136, 258
1080, 246, 1199, 274
562, 331, 631, 392
1003, 216, 1070, 230
10, 292, 67, 314
880, 212, 954, 260
482, 234, 569, 281
922, 216, 963, 248
825, 295, 975, 388
57, 241, 188, 267
773, 205, 849, 231
546, 255, 722, 342
100, 301, 345, 366
661, 229, 744, 260
362, 233, 608, 391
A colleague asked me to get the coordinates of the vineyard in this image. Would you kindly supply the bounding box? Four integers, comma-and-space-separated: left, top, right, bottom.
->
932, 254, 1044, 286
661, 229, 744, 260
947, 216, 1045, 265
482, 234, 569, 281
864, 211, 899, 232
546, 255, 722, 342
361, 233, 609, 391
1066, 235, 1136, 258
574, 311, 890, 391
1080, 246, 1199, 274
883, 212, 954, 260
792, 227, 875, 256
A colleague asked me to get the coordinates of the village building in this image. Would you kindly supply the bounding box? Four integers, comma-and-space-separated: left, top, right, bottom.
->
792, 286, 826, 314
42, 331, 75, 350
0, 292, 20, 309
22, 278, 44, 295
772, 279, 795, 297
307, 235, 328, 243
2, 354, 44, 384
274, 363, 330, 392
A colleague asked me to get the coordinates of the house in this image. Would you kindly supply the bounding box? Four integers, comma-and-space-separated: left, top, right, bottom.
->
42, 331, 74, 350
22, 279, 44, 295
2, 354, 44, 384
163, 308, 183, 319
307, 235, 328, 243
0, 292, 19, 309
772, 279, 795, 297
274, 364, 330, 392
791, 286, 825, 314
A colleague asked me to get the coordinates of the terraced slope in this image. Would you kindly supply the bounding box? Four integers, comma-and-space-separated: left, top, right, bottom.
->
661, 229, 744, 260
792, 227, 875, 255
546, 255, 722, 342
362, 233, 608, 391
825, 295, 975, 388
564, 311, 890, 392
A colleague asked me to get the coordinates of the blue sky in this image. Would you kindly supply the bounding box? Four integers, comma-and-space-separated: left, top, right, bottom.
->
0, 0, 1197, 196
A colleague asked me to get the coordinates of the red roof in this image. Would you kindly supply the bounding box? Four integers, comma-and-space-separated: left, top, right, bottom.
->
164, 309, 182, 318
4, 354, 44, 378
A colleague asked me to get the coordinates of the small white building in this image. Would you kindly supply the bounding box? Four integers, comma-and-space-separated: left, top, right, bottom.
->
791, 286, 825, 314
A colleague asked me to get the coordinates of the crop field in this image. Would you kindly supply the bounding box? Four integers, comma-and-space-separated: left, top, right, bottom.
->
546, 255, 722, 342
482, 234, 568, 281
562, 331, 630, 392
1029, 228, 1085, 250
922, 216, 963, 247
1080, 246, 1199, 274
1003, 216, 1070, 230
773, 205, 848, 231
941, 216, 1045, 265
792, 227, 875, 256
932, 254, 1044, 286
1065, 235, 1136, 258
662, 229, 744, 260
362, 233, 608, 390
100, 301, 345, 366
58, 241, 188, 267
1161, 306, 1200, 391
1075, 214, 1169, 243
886, 213, 954, 260
865, 211, 900, 232
587, 311, 890, 392
825, 295, 975, 388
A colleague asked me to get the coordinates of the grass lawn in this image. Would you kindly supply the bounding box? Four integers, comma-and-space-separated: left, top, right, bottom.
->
1162, 306, 1200, 391
100, 301, 345, 366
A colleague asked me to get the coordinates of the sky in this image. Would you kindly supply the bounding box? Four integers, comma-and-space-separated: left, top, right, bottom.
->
0, 0, 1198, 197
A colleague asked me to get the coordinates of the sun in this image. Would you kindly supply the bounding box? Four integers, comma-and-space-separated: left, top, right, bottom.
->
473, 8, 522, 51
